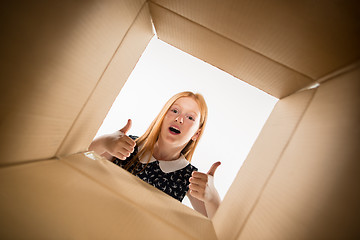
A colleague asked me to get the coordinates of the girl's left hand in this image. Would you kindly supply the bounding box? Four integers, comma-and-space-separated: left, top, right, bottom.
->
189, 162, 221, 203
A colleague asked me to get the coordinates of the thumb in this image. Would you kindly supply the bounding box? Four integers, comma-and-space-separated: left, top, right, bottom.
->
207, 161, 221, 176
120, 119, 132, 134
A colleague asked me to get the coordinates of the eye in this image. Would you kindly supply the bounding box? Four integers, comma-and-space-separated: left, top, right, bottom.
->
171, 109, 179, 114
187, 115, 195, 121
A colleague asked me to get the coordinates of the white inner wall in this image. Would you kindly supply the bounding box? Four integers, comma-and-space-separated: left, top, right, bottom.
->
95, 37, 278, 208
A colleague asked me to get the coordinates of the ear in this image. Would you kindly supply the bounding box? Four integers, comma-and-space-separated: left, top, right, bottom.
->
191, 129, 202, 141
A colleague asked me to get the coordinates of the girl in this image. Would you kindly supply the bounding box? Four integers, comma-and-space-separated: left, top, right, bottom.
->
89, 91, 221, 218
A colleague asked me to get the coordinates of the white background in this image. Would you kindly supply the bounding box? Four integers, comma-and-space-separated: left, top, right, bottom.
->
95, 37, 278, 208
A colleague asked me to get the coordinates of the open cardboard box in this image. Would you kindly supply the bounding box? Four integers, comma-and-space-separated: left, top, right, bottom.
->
1, 1, 359, 239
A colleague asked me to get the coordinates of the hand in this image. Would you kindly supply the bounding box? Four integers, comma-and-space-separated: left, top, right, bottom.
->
103, 119, 136, 160
189, 162, 221, 203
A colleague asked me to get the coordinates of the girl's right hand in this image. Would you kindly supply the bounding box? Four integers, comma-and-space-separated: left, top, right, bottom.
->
104, 119, 136, 160
88, 119, 136, 160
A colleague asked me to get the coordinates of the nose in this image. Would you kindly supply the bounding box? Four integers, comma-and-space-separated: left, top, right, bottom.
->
175, 115, 184, 124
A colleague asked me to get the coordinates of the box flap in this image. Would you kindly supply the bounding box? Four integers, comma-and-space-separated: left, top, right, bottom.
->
56, 3, 154, 157
227, 67, 360, 239
213, 88, 316, 239
0, 152, 217, 239
150, 2, 313, 98
151, 0, 360, 81
0, 1, 148, 165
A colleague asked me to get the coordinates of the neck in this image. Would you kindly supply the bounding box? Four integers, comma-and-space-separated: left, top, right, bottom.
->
153, 138, 185, 161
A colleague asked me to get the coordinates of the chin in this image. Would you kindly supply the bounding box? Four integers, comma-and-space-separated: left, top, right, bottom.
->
163, 135, 186, 146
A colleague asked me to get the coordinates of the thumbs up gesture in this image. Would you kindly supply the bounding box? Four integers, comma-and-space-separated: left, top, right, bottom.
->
189, 162, 221, 203
89, 119, 136, 160
119, 118, 132, 135
105, 119, 136, 160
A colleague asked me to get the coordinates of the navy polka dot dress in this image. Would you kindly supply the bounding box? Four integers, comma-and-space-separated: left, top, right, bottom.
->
113, 136, 198, 202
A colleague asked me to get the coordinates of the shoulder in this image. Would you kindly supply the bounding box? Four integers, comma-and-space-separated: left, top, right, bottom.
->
184, 162, 198, 173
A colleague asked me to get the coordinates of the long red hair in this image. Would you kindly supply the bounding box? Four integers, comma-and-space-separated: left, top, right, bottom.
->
125, 91, 208, 172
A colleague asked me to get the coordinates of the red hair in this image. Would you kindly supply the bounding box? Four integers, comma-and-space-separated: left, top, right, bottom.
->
125, 91, 208, 172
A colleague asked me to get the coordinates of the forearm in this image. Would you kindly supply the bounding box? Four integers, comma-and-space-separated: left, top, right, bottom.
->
204, 193, 221, 219
187, 192, 208, 217
203, 175, 221, 218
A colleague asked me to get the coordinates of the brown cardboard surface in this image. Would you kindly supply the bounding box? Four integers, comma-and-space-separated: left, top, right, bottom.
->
151, 0, 360, 80
63, 153, 217, 239
56, 3, 154, 157
238, 67, 360, 239
0, 153, 217, 239
1, 1, 360, 239
0, 0, 146, 165
213, 88, 316, 240
150, 2, 313, 98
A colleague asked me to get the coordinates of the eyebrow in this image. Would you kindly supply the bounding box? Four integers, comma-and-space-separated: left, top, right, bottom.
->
172, 104, 199, 116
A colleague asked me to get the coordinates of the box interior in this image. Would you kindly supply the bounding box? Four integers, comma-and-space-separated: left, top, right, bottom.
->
1, 1, 359, 239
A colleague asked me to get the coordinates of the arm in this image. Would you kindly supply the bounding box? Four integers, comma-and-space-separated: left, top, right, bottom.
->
186, 192, 207, 217
188, 162, 222, 218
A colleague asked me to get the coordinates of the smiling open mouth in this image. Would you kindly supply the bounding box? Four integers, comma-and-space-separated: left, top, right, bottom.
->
169, 126, 181, 134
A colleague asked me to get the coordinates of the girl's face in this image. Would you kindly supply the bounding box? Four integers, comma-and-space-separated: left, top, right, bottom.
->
159, 97, 201, 148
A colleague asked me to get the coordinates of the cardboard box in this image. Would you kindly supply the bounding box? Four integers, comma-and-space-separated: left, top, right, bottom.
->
1, 1, 359, 239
